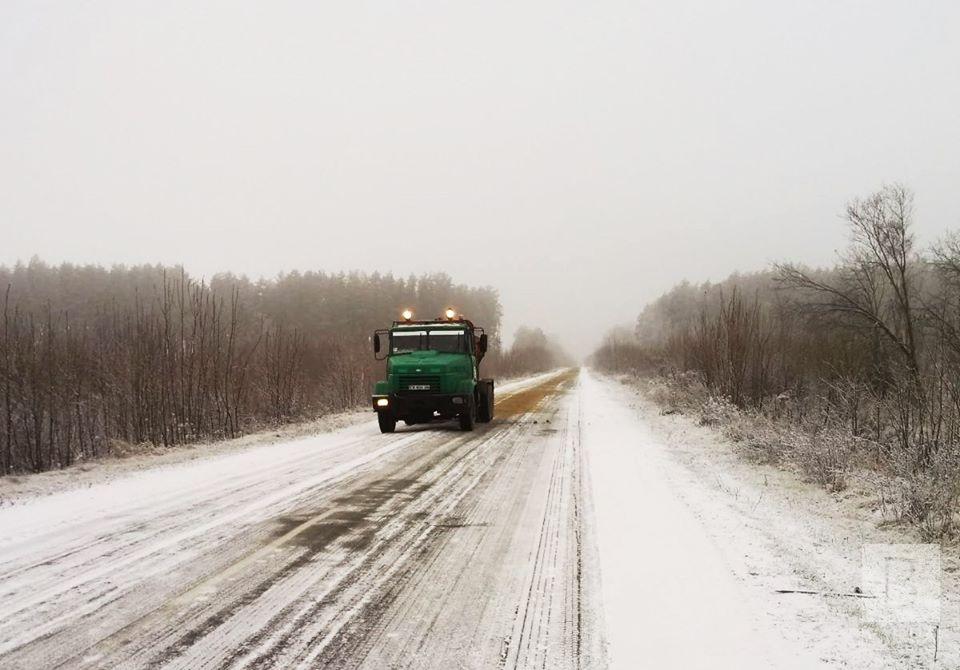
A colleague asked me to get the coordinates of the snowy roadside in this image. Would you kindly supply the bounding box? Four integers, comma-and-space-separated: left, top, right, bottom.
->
0, 408, 371, 505
586, 370, 958, 669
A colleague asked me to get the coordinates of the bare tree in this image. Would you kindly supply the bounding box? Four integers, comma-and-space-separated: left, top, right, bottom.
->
776, 184, 930, 463
777, 184, 920, 379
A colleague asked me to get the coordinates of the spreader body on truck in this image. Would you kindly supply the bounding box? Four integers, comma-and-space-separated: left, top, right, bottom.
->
371, 309, 495, 433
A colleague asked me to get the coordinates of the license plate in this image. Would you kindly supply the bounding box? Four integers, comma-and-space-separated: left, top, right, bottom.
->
408, 384, 431, 391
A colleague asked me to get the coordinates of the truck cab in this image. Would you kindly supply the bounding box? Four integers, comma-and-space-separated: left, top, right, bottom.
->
371, 310, 495, 433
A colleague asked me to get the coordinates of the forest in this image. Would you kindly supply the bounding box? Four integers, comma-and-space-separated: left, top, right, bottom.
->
593, 184, 960, 537
0, 262, 564, 474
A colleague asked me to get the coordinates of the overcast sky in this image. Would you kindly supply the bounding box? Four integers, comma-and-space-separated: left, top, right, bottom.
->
1, 1, 958, 356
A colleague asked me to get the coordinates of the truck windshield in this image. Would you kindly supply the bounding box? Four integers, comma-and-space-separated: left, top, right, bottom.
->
429, 330, 467, 353
390, 329, 468, 354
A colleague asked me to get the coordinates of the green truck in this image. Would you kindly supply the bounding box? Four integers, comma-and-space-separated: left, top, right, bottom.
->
371, 308, 495, 433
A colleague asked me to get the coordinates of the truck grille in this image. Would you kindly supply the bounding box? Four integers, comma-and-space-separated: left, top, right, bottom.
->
398, 375, 441, 393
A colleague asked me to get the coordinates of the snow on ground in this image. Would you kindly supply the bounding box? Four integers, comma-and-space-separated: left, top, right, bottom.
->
584, 370, 955, 669
0, 370, 583, 669
0, 408, 373, 505
580, 370, 821, 669
0, 368, 948, 668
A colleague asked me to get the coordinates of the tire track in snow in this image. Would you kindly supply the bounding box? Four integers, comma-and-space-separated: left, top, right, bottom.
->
0, 431, 425, 662
0, 371, 586, 669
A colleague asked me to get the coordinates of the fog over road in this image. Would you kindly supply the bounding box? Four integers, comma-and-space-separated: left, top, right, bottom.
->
0, 371, 911, 669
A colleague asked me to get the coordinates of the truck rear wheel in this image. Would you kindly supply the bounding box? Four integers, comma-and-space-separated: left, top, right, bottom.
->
458, 399, 475, 431
378, 411, 397, 433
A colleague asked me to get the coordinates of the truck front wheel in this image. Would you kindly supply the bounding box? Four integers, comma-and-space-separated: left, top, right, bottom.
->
458, 398, 476, 431
378, 411, 397, 433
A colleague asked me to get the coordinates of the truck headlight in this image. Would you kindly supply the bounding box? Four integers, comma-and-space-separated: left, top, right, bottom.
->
376, 398, 389, 407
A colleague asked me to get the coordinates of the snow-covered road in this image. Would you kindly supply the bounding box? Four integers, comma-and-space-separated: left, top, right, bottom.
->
0, 371, 598, 669
0, 370, 911, 669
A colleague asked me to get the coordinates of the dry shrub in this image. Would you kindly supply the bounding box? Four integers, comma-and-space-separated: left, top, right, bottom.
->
107, 438, 158, 458
724, 413, 787, 465
713, 405, 857, 489
651, 374, 792, 464
879, 473, 960, 540
645, 372, 701, 413
698, 395, 738, 427
691, 384, 858, 488
786, 428, 856, 492
878, 446, 960, 540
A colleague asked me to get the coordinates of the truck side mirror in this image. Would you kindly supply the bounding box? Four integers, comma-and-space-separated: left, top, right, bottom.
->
479, 333, 488, 354
373, 333, 381, 354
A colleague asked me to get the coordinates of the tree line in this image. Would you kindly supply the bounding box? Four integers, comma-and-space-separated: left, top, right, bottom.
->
592, 185, 960, 534
0, 261, 516, 474
497, 326, 572, 377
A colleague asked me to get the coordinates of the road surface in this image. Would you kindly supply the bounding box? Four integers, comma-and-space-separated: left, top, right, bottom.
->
0, 370, 898, 669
